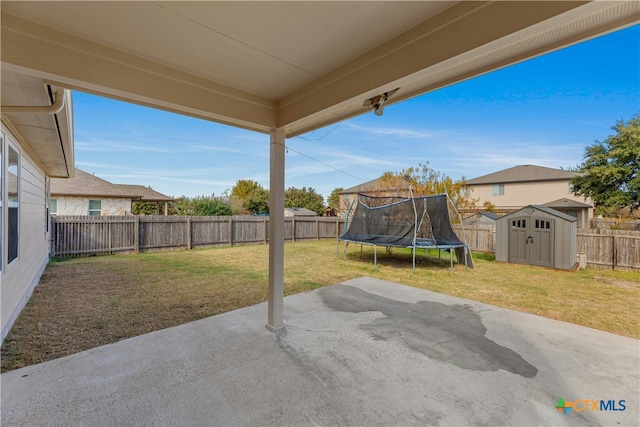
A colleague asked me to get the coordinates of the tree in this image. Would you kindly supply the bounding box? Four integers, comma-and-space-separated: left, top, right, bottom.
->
482, 201, 496, 213
570, 115, 640, 217
132, 201, 178, 215
377, 162, 477, 216
327, 187, 343, 209
284, 186, 325, 215
174, 195, 232, 216
230, 180, 269, 215
132, 201, 159, 215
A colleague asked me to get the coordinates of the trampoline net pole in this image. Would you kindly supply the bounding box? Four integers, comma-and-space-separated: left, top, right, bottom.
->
410, 187, 417, 272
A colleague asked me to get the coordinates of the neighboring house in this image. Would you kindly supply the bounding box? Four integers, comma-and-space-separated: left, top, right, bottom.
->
284, 207, 318, 217
338, 178, 385, 217
50, 168, 172, 216
1, 71, 74, 341
466, 165, 593, 228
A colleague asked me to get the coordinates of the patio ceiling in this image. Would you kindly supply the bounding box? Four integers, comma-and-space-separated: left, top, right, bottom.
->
2, 1, 638, 138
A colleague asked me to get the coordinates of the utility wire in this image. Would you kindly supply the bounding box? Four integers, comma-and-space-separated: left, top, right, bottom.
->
284, 144, 365, 182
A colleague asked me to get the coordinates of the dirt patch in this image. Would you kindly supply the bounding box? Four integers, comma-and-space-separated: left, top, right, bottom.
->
594, 276, 639, 290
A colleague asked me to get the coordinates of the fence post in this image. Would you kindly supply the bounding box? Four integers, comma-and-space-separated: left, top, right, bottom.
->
612, 234, 617, 270
134, 215, 140, 253
229, 216, 233, 247
316, 218, 320, 240
264, 218, 268, 244
186, 217, 192, 250
336, 217, 340, 238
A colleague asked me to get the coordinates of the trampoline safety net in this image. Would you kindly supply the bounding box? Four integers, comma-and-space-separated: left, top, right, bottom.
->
338, 193, 474, 269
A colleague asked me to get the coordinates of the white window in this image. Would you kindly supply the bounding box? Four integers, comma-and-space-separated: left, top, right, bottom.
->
492, 184, 504, 195
50, 199, 57, 215
88, 199, 101, 216
568, 182, 574, 193
7, 143, 19, 264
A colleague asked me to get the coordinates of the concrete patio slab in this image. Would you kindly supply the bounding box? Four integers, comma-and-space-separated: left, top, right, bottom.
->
1, 277, 638, 426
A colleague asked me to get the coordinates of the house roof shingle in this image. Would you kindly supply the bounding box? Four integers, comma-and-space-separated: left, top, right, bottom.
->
466, 165, 580, 185
339, 178, 383, 194
50, 169, 172, 201
116, 184, 173, 202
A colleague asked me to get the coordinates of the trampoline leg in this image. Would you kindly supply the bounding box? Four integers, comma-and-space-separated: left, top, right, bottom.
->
412, 246, 416, 272
374, 245, 377, 271
450, 250, 453, 273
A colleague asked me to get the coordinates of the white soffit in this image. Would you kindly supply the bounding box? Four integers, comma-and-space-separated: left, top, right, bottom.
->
1, 1, 638, 138
1, 70, 74, 177
1, 1, 451, 100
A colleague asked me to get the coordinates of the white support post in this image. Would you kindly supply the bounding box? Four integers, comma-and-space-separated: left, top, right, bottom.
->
266, 128, 285, 331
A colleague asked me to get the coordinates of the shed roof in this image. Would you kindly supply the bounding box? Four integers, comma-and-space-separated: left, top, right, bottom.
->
499, 205, 577, 222
544, 198, 592, 209
467, 165, 580, 185
480, 212, 500, 221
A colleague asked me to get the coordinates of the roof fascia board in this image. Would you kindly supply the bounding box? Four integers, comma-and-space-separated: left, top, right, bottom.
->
1, 13, 278, 133
278, 1, 587, 131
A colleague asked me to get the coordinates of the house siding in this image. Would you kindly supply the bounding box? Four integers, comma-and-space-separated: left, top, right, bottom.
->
1, 125, 50, 340
471, 180, 583, 208
53, 196, 132, 216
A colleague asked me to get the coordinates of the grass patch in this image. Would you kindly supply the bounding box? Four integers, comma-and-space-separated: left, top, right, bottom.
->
2, 240, 638, 372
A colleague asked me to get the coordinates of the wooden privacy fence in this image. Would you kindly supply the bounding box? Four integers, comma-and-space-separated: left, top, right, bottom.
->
576, 231, 640, 271
52, 215, 346, 256
51, 216, 639, 270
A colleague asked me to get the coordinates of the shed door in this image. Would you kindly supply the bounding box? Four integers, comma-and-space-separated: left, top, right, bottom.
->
508, 217, 528, 264
530, 218, 554, 268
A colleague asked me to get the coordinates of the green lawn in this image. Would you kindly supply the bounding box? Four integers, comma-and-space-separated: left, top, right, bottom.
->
1, 239, 638, 372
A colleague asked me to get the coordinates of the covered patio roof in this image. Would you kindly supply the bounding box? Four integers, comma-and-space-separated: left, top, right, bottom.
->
1, 1, 638, 329
2, 2, 638, 136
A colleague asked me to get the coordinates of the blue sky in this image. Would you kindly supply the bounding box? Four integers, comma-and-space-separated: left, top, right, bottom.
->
73, 24, 639, 201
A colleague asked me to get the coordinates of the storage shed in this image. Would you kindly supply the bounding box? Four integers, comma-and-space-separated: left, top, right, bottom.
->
496, 205, 577, 270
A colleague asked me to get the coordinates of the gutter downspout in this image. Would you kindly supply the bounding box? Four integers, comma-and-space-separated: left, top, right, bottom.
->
2, 91, 65, 115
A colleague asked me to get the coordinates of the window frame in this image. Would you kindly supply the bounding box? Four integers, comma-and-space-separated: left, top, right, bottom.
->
88, 199, 102, 216
492, 184, 505, 196
6, 140, 20, 266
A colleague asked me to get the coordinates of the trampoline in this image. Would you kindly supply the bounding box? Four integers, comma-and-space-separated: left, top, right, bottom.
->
337, 192, 474, 271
